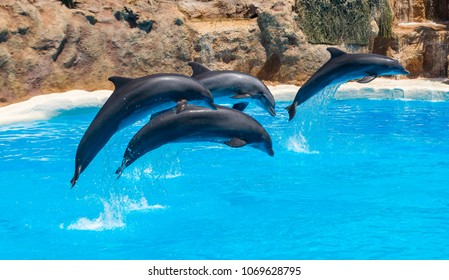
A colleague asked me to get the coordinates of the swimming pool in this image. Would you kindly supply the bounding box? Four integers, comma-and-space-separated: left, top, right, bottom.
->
1, 89, 449, 259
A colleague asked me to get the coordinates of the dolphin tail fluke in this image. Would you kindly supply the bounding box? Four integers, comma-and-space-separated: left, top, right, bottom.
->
70, 177, 77, 189
70, 165, 82, 189
115, 159, 129, 179
285, 102, 297, 121
70, 174, 78, 189
115, 165, 125, 178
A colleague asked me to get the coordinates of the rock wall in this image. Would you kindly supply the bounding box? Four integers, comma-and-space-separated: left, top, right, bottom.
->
0, 0, 448, 104
380, 0, 449, 78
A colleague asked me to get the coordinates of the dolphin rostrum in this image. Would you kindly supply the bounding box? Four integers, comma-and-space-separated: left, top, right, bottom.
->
115, 105, 274, 176
70, 74, 215, 187
188, 62, 276, 116
286, 48, 410, 121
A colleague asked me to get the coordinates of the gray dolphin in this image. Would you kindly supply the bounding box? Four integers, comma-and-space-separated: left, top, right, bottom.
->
188, 62, 276, 116
70, 74, 215, 187
286, 48, 410, 121
115, 105, 274, 176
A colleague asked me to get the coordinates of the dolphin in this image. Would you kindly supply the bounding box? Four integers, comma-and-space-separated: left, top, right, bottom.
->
188, 62, 276, 116
286, 48, 410, 121
70, 74, 215, 187
115, 104, 274, 176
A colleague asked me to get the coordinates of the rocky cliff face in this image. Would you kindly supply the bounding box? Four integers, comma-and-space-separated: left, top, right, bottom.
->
378, 0, 449, 78
0, 0, 448, 104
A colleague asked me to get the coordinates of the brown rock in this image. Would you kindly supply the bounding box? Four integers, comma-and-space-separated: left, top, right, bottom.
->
0, 0, 448, 105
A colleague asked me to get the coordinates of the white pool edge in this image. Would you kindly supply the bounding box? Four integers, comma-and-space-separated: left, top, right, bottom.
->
269, 78, 449, 101
0, 78, 448, 126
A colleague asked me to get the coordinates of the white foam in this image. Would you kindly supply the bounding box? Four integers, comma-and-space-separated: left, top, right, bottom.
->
122, 165, 183, 181
63, 196, 165, 231
0, 90, 112, 125
286, 133, 319, 154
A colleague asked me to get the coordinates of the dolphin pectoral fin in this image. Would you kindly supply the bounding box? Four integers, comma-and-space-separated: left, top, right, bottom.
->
231, 93, 251, 99
357, 75, 377, 83
285, 102, 297, 121
175, 99, 188, 114
232, 102, 249, 111
327, 47, 347, 59
224, 137, 247, 148
108, 76, 133, 90
188, 62, 211, 77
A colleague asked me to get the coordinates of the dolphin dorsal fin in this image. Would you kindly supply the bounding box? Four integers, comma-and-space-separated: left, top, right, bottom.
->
108, 76, 133, 90
327, 48, 347, 59
188, 62, 211, 77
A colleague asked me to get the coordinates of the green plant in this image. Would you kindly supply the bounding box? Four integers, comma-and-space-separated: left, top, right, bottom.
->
296, 0, 371, 45
377, 0, 393, 38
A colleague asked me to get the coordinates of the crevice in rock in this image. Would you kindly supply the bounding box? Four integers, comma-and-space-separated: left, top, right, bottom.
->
11, 27, 29, 36
85, 15, 97, 25
257, 53, 281, 81
137, 20, 154, 33
51, 36, 68, 62
0, 30, 9, 43
0, 55, 8, 69
58, 0, 80, 9
425, 0, 449, 22
114, 7, 154, 33
175, 18, 183, 26
18, 27, 29, 35
243, 4, 258, 19
122, 6, 139, 28
63, 54, 78, 68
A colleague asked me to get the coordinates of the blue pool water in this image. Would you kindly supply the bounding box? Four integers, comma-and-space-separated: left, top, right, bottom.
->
0, 95, 449, 260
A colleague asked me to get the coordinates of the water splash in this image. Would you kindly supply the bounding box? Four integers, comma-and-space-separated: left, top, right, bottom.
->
288, 84, 342, 151
121, 162, 183, 181
286, 133, 319, 154
62, 195, 165, 231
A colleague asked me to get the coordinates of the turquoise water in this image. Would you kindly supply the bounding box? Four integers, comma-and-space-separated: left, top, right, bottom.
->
1, 96, 449, 259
